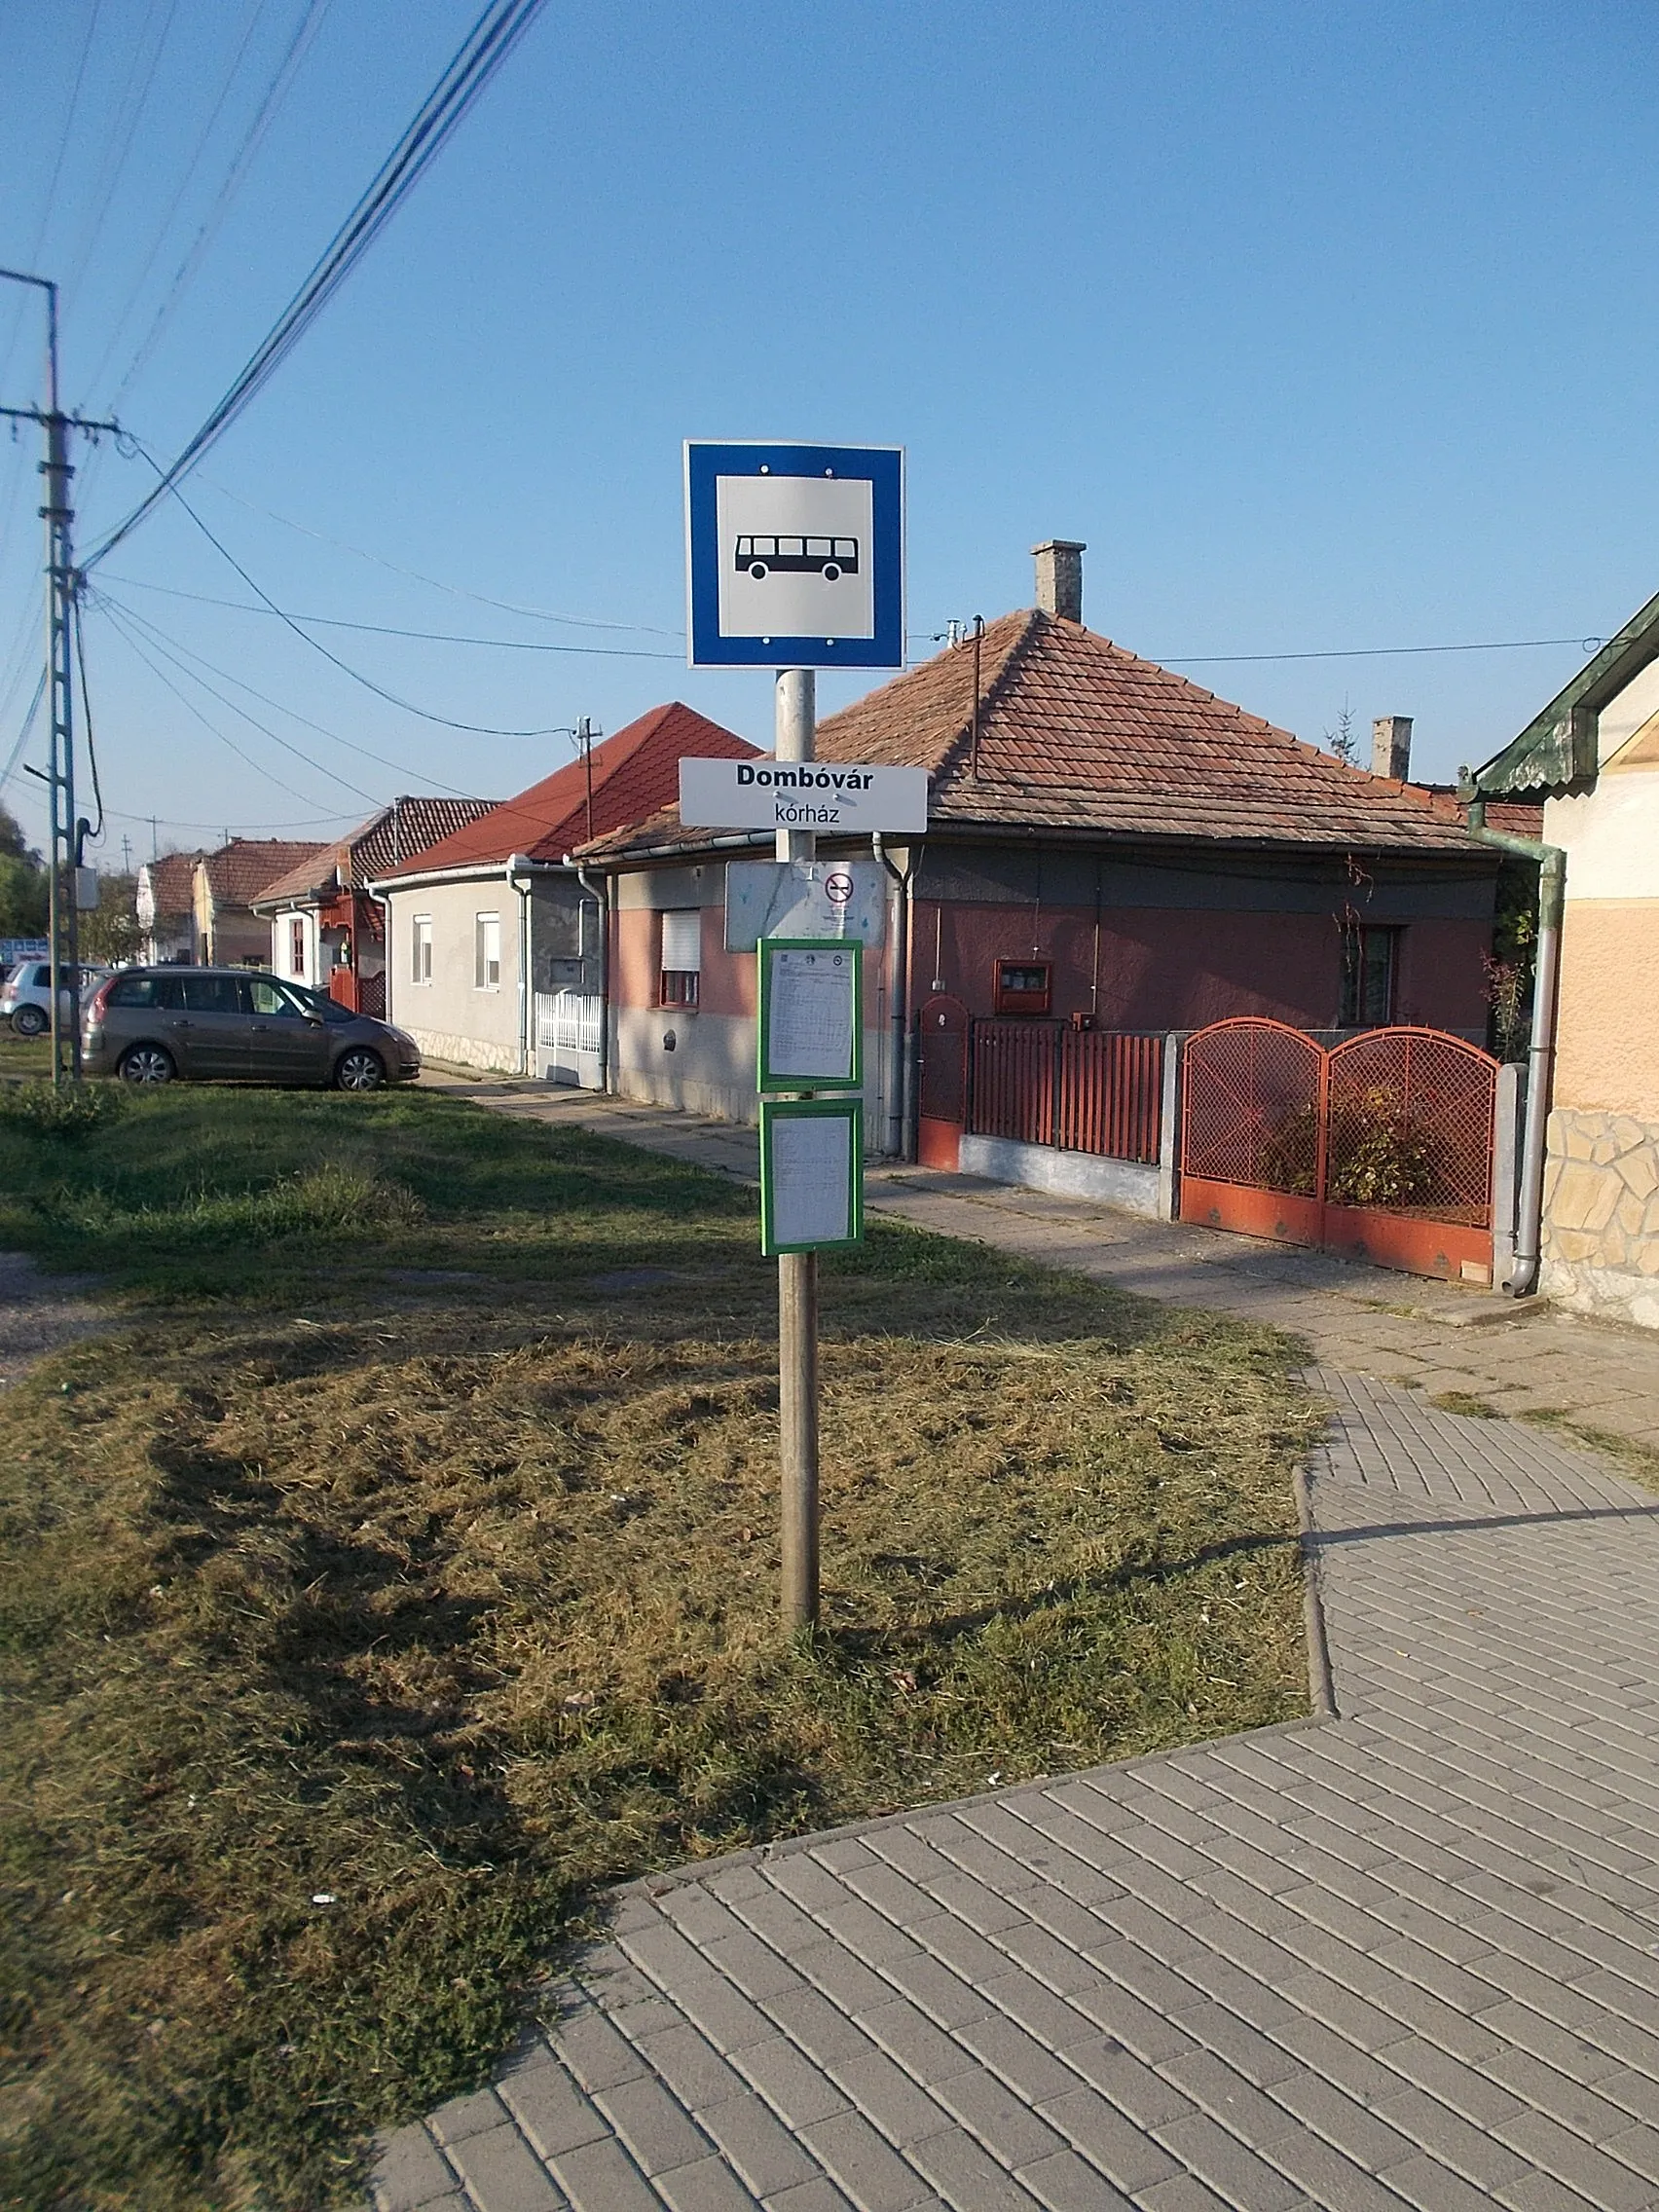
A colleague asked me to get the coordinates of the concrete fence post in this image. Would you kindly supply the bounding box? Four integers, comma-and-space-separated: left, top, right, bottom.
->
1157, 1031, 1186, 1222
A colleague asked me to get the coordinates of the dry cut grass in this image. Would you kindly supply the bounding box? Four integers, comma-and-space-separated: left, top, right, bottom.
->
0, 1089, 1319, 2210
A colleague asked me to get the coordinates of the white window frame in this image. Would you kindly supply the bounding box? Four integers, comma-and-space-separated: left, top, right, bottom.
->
474, 910, 501, 991
412, 912, 433, 984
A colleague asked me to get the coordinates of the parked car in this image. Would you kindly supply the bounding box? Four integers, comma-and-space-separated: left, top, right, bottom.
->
2, 961, 111, 1036
81, 968, 422, 1089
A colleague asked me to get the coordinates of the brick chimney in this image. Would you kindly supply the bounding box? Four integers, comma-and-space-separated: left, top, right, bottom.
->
1032, 539, 1086, 624
1371, 715, 1413, 780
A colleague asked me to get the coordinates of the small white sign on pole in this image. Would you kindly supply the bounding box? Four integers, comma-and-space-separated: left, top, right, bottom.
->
680, 756, 927, 835
724, 859, 887, 952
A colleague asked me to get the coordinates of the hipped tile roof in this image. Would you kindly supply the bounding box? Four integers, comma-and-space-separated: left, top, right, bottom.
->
200, 838, 328, 908
250, 796, 498, 908
378, 703, 757, 878
580, 612, 1491, 862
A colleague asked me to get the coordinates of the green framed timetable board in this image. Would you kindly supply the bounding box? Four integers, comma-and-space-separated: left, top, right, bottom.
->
759, 1097, 865, 1255
757, 939, 862, 1094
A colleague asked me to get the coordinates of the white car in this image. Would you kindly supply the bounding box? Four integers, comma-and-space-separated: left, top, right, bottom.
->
1, 960, 110, 1037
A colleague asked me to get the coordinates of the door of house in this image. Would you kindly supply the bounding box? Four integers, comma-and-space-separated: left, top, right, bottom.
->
1178, 1017, 1500, 1282
915, 994, 970, 1169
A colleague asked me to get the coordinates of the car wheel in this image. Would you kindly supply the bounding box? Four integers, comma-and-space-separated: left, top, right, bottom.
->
12, 1004, 47, 1036
119, 1043, 175, 1085
748, 561, 768, 579
334, 1047, 385, 1091
822, 562, 842, 582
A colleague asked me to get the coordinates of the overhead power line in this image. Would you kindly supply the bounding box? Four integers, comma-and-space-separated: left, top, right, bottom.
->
84, 0, 549, 570
92, 586, 486, 792
199, 473, 685, 637
124, 459, 593, 734
100, 571, 685, 658
97, 597, 378, 815
0, 669, 48, 793
108, 0, 332, 413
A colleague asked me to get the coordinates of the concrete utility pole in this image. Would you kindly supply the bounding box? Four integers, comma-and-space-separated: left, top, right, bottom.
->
775, 667, 820, 1631
0, 268, 118, 1088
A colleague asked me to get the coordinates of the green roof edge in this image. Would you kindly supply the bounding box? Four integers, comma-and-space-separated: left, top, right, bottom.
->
1473, 584, 1659, 796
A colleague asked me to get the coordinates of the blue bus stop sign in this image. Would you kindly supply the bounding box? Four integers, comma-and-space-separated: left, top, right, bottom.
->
684, 442, 904, 669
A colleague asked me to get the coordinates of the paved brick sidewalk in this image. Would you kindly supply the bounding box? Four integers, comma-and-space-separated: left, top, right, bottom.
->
372, 1373, 1659, 2212
370, 1089, 1659, 2212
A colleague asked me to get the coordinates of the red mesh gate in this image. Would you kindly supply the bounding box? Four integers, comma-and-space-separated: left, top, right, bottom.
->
1179, 1019, 1326, 1247
1323, 1027, 1497, 1277
1180, 1018, 1499, 1281
916, 995, 970, 1170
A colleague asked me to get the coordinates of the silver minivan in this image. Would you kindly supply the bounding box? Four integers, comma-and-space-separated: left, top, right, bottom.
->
82, 968, 422, 1089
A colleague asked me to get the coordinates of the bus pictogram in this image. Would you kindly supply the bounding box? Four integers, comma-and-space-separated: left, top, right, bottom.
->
735, 534, 860, 582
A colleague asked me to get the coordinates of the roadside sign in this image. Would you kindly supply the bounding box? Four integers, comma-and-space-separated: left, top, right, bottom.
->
680, 756, 927, 835
724, 859, 887, 952
759, 1096, 865, 1255
757, 939, 862, 1093
684, 442, 904, 668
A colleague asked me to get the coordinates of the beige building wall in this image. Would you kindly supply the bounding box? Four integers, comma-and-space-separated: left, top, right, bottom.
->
1539, 716, 1659, 1324
383, 876, 525, 1073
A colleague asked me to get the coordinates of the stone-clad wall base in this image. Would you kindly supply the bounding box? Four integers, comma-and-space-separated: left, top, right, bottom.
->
1542, 1107, 1659, 1328
405, 1027, 520, 1075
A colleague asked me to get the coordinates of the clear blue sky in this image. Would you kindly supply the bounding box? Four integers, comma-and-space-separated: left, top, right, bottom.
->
0, 0, 1653, 862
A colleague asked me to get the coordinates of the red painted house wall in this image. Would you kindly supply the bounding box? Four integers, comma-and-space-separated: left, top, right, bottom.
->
611, 898, 1491, 1037
914, 901, 1492, 1035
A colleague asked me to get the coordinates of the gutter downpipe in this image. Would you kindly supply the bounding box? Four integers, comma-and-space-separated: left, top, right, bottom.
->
1461, 790, 1566, 1298
508, 855, 534, 1078
566, 855, 611, 1095
872, 833, 915, 1161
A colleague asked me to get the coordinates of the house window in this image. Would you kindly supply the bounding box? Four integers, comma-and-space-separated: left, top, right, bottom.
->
475, 911, 501, 990
1341, 925, 1397, 1026
289, 918, 305, 977
993, 959, 1051, 1015
659, 908, 701, 1008
412, 914, 432, 983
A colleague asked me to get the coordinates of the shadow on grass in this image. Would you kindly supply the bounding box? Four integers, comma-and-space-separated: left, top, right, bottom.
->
0, 1088, 1316, 2212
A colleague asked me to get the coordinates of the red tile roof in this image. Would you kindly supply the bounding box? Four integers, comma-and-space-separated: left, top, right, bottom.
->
201, 838, 329, 908
378, 703, 758, 877
141, 850, 206, 916
250, 796, 498, 908
582, 613, 1489, 862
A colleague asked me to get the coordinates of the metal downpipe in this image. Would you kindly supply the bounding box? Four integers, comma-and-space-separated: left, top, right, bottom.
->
1461, 793, 1565, 1298
872, 832, 914, 1161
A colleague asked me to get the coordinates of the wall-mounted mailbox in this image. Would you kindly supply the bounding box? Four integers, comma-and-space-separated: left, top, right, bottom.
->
993, 959, 1051, 1015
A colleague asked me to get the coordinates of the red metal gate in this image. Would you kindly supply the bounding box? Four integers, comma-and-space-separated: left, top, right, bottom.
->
916, 995, 970, 1170
1179, 1018, 1499, 1282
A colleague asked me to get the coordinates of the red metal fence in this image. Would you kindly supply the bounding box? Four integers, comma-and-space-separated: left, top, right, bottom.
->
968, 1020, 1164, 1164
1179, 1017, 1499, 1281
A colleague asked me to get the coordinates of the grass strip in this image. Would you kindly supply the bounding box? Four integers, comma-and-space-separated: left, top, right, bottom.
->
0, 1087, 1318, 2209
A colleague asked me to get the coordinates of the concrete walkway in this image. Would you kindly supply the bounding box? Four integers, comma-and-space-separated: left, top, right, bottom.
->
373, 1088, 1659, 2211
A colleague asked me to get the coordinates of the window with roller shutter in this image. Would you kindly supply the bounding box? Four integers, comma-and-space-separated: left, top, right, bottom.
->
659, 909, 701, 1008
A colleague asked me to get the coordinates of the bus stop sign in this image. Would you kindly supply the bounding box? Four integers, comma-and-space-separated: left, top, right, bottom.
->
684, 442, 904, 669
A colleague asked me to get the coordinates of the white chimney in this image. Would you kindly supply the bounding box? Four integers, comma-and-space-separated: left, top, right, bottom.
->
1372, 715, 1413, 780
1032, 539, 1086, 624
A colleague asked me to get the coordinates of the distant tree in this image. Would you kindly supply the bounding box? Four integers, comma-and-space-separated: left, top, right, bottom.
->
1324, 700, 1359, 766
0, 803, 48, 935
0, 803, 42, 865
78, 872, 142, 965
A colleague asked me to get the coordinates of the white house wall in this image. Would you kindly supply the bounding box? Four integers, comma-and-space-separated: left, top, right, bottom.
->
383, 877, 524, 1073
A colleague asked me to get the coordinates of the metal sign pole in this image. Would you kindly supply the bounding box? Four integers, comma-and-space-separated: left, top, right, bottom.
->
775, 667, 819, 1631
